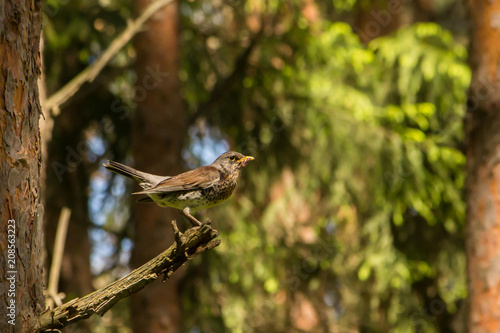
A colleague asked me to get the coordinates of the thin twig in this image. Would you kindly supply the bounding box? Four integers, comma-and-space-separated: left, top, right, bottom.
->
36, 221, 220, 332
46, 207, 72, 309
44, 0, 175, 114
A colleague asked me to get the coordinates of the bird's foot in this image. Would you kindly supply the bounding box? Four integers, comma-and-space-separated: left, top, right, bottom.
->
181, 207, 202, 228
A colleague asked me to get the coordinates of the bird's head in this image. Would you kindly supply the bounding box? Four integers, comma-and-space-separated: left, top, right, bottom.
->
212, 151, 254, 173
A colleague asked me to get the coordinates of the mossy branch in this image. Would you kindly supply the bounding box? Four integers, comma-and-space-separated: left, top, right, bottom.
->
36, 222, 220, 332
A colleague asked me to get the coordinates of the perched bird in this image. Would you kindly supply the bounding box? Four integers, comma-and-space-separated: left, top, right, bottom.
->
103, 151, 254, 227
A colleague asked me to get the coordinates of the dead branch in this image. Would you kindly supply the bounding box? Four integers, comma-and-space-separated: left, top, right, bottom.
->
36, 221, 220, 332
44, 0, 174, 114
46, 207, 71, 309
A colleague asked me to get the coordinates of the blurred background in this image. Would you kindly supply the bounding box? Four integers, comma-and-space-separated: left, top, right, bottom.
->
40, 0, 472, 332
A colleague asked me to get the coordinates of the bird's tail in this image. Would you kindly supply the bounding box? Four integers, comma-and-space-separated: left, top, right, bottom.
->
103, 160, 166, 189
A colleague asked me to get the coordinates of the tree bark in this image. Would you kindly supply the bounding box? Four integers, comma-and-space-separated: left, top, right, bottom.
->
131, 0, 186, 332
0, 0, 45, 331
465, 1, 500, 332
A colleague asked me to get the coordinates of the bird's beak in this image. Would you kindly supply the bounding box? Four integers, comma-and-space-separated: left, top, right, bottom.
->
238, 156, 254, 167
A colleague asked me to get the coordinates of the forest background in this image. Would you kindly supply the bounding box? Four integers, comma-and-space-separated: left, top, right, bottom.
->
2, 0, 500, 332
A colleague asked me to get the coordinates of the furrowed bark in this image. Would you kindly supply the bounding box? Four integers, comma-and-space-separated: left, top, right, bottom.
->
0, 0, 45, 331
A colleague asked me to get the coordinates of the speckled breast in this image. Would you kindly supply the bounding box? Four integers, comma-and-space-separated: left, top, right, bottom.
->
200, 170, 238, 207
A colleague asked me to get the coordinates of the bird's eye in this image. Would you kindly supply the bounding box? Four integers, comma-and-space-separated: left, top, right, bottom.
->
229, 155, 236, 161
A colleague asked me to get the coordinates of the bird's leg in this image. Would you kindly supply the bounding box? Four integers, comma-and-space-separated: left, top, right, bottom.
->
181, 207, 202, 227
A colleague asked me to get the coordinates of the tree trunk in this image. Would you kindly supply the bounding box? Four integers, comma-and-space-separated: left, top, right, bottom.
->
0, 0, 45, 331
465, 1, 500, 332
43, 109, 94, 299
41, 61, 99, 333
131, 1, 186, 332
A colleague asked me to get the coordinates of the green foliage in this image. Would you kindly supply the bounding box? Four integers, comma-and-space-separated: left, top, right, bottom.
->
181, 13, 469, 332
43, 0, 470, 331
43, 0, 132, 93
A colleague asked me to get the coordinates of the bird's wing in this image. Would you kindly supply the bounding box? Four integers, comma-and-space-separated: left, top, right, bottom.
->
133, 166, 220, 194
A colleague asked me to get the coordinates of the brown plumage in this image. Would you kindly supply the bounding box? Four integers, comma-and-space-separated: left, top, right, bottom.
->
103, 151, 254, 226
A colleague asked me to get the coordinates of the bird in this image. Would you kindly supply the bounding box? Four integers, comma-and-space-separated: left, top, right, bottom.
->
103, 151, 254, 227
